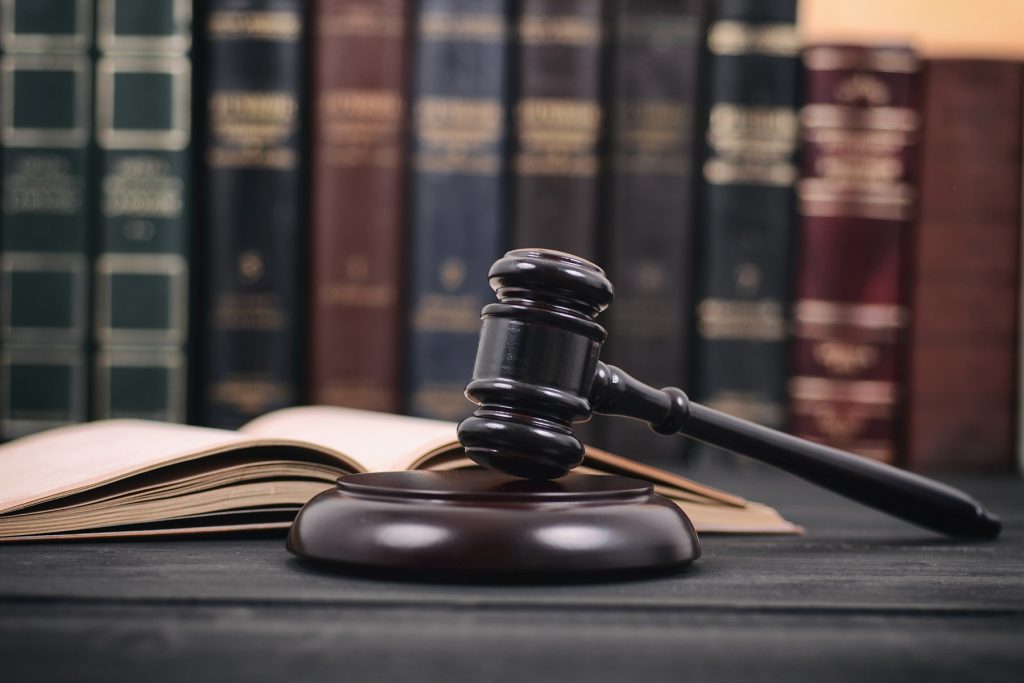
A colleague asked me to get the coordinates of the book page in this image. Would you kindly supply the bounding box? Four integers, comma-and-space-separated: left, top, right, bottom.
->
241, 406, 461, 472
0, 421, 257, 514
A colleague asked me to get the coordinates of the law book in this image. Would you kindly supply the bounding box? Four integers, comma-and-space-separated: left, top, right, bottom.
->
93, 0, 192, 422
691, 0, 800, 433
308, 0, 411, 413
0, 405, 801, 540
0, 0, 93, 439
601, 0, 705, 467
201, 0, 307, 428
905, 59, 1024, 471
510, 0, 607, 259
791, 45, 921, 464
406, 0, 513, 420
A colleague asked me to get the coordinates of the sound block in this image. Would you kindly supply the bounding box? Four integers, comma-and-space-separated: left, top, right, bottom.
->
287, 470, 700, 579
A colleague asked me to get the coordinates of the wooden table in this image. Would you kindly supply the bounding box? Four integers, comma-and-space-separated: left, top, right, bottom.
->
2, 462, 1021, 682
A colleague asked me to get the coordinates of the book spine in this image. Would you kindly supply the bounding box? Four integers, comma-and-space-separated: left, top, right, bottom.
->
0, 1, 93, 438
93, 0, 192, 422
201, 0, 306, 428
692, 0, 800, 431
906, 60, 1024, 471
790, 45, 921, 464
406, 0, 513, 420
602, 0, 705, 466
510, 0, 607, 260
309, 0, 410, 413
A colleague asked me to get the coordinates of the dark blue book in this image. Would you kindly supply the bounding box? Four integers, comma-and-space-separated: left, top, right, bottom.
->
200, 0, 306, 428
406, 0, 513, 420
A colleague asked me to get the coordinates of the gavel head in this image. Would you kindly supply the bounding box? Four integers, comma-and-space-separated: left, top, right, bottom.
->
457, 249, 613, 479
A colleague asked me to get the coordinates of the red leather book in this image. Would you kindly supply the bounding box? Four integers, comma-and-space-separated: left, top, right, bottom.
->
790, 45, 921, 464
308, 0, 410, 412
905, 60, 1024, 471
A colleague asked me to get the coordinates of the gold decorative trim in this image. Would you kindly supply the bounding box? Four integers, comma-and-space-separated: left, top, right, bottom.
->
1, 54, 91, 147
794, 299, 907, 328
1, 252, 87, 342
518, 14, 602, 46
93, 348, 187, 422
707, 21, 799, 57
95, 56, 191, 150
97, 0, 192, 54
788, 376, 899, 404
94, 253, 188, 345
207, 10, 302, 42
419, 12, 506, 42
803, 46, 919, 74
801, 104, 919, 132
0, 0, 92, 52
1, 345, 87, 436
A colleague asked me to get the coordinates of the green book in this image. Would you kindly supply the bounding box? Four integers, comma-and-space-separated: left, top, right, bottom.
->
92, 0, 192, 421
0, 0, 93, 438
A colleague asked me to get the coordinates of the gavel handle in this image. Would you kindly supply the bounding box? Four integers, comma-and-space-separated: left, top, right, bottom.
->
590, 363, 1001, 539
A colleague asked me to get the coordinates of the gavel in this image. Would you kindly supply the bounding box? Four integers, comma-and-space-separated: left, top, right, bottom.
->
458, 248, 1001, 540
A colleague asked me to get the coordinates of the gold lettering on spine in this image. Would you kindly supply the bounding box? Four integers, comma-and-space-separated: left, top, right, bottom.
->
419, 13, 505, 41
414, 97, 503, 175
212, 293, 289, 331
707, 22, 799, 57
516, 98, 601, 177
208, 11, 301, 41
102, 157, 184, 218
615, 100, 691, 175
322, 6, 402, 37
518, 16, 602, 46
211, 378, 293, 414
208, 91, 298, 169
697, 299, 786, 341
320, 89, 402, 168
3, 155, 82, 214
703, 105, 798, 187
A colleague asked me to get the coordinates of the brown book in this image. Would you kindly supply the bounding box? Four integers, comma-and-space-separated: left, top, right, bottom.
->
790, 45, 921, 464
511, 0, 607, 259
906, 60, 1024, 471
0, 407, 800, 540
308, 0, 410, 412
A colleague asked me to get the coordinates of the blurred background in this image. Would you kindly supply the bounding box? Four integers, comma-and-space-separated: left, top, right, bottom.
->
2, 0, 1023, 474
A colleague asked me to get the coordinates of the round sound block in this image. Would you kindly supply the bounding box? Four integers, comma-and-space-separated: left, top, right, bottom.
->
287, 470, 700, 578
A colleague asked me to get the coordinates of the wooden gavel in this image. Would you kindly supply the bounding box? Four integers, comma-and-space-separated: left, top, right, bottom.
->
457, 248, 1001, 539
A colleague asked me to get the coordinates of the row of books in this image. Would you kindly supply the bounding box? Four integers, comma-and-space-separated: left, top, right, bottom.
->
1, 0, 1021, 474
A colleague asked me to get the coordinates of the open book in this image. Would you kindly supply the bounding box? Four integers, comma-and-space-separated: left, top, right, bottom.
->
0, 406, 801, 540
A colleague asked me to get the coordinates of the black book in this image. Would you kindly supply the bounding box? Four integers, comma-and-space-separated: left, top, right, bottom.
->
601, 0, 706, 468
691, 0, 800, 440
200, 0, 307, 428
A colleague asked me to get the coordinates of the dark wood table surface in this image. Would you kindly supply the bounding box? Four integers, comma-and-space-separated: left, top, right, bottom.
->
2, 461, 1021, 683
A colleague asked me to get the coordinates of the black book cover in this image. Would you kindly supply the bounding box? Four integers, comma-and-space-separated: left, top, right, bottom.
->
510, 0, 608, 260
601, 0, 706, 467
691, 0, 800, 437
200, 0, 306, 428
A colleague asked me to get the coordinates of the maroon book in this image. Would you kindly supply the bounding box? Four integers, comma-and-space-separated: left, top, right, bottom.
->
790, 45, 921, 464
308, 0, 410, 412
905, 59, 1024, 471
